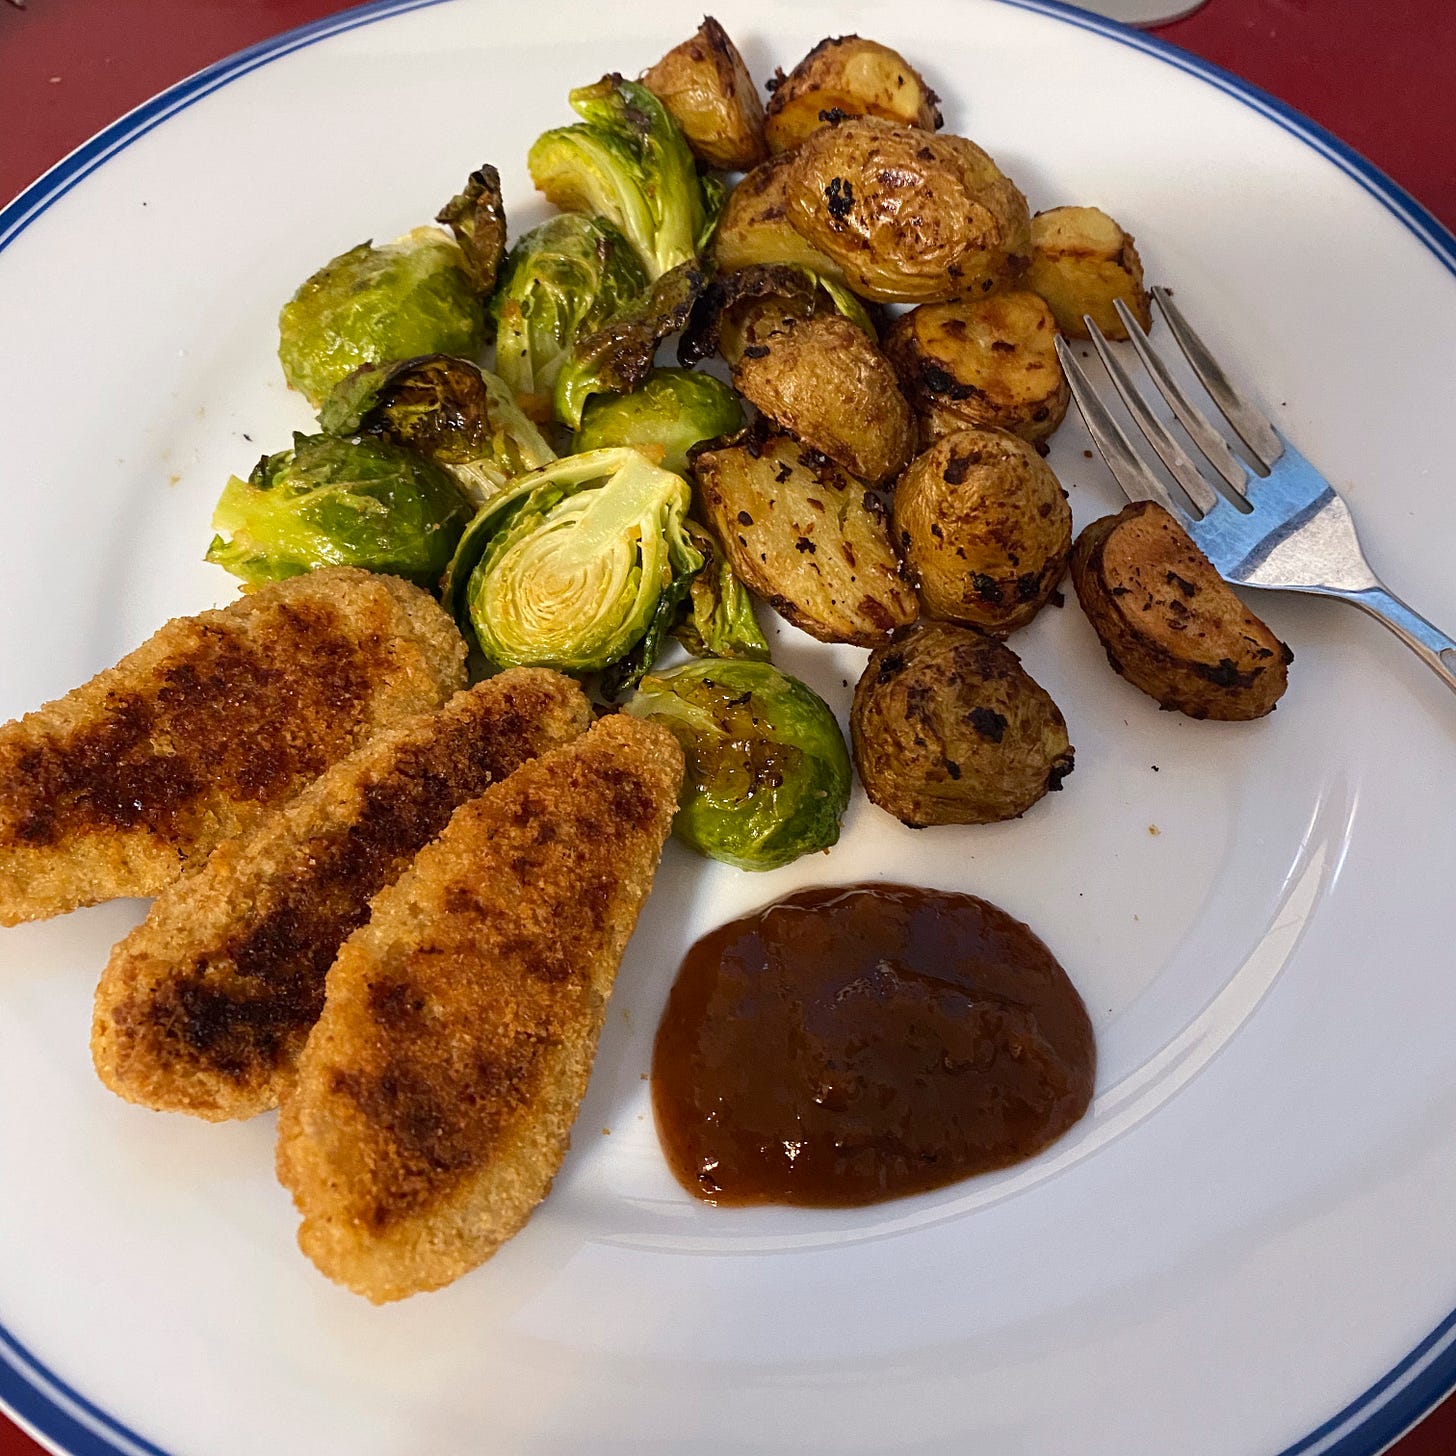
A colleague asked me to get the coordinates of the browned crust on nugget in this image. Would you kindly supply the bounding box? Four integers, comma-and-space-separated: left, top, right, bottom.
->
0, 569, 466, 926
91, 670, 592, 1121
1071, 501, 1291, 719
276, 713, 683, 1303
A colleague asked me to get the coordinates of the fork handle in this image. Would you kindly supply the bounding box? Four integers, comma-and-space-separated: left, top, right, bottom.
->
1344, 585, 1456, 695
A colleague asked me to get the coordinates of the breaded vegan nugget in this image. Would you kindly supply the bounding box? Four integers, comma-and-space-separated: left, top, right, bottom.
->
0, 568, 466, 926
91, 669, 592, 1121
277, 713, 683, 1303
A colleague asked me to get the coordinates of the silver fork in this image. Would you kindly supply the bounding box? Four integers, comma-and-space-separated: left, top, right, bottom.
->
1055, 287, 1456, 694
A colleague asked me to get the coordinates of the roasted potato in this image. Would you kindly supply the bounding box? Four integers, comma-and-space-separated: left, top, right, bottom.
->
885, 291, 1069, 446
712, 153, 847, 279
694, 430, 917, 646
784, 118, 1031, 303
732, 312, 914, 485
1025, 206, 1151, 340
1071, 500, 1292, 719
764, 36, 942, 154
852, 620, 1074, 827
642, 17, 768, 172
893, 427, 1071, 634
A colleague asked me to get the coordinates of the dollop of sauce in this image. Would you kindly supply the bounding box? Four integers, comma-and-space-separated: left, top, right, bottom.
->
652, 883, 1095, 1207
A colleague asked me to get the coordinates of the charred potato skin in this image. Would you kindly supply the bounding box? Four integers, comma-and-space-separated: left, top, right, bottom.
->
764, 35, 942, 154
693, 431, 917, 646
1071, 501, 1292, 720
852, 620, 1074, 827
784, 118, 1031, 303
893, 428, 1072, 634
1026, 206, 1152, 341
732, 312, 914, 485
885, 291, 1069, 446
712, 153, 847, 280
642, 18, 768, 172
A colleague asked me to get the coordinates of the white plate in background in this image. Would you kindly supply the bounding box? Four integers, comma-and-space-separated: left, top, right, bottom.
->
1, 2, 1455, 1453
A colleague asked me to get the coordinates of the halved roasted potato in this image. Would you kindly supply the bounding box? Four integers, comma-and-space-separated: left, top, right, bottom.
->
1071, 500, 1292, 719
893, 427, 1071, 634
693, 430, 917, 645
712, 153, 848, 279
1025, 206, 1151, 340
852, 620, 1074, 827
764, 36, 941, 154
642, 17, 768, 172
784, 118, 1031, 303
885, 291, 1069, 446
732, 312, 914, 485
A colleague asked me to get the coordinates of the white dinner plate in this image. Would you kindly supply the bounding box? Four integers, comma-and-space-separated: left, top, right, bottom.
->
2, 2, 1455, 1453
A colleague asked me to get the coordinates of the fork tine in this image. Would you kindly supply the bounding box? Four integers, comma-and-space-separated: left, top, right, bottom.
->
1054, 335, 1192, 521
1083, 317, 1223, 517
1112, 299, 1252, 498
1151, 286, 1284, 468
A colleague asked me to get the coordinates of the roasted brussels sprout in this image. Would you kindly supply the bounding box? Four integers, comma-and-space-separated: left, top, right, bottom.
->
434, 163, 508, 297
764, 35, 941, 154
441, 448, 702, 687
277, 228, 486, 408
491, 214, 649, 417
885, 291, 1069, 446
893, 427, 1071, 635
674, 518, 771, 662
553, 261, 707, 428
711, 153, 847, 279
784, 119, 1031, 303
319, 355, 554, 503
694, 429, 917, 646
528, 74, 718, 280
1026, 206, 1152, 340
1071, 501, 1292, 719
642, 17, 767, 172
732, 312, 913, 485
206, 432, 473, 588
573, 368, 744, 475
852, 621, 1074, 827
625, 659, 850, 870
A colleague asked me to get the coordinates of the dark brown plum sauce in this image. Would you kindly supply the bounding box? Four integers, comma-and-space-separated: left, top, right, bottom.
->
652, 883, 1095, 1207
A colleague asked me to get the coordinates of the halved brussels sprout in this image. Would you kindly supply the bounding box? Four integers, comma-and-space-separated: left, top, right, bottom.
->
675, 518, 771, 663
441, 448, 703, 686
277, 228, 486, 407
492, 214, 650, 416
206, 432, 473, 588
625, 659, 851, 870
528, 74, 719, 279
552, 261, 707, 428
434, 163, 508, 298
573, 368, 743, 475
319, 354, 554, 503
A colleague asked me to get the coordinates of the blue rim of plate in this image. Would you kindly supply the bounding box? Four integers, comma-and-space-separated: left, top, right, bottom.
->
1, 2, 1454, 1454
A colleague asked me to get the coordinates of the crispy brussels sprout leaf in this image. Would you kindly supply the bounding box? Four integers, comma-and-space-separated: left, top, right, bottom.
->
435, 163, 508, 297
492, 214, 650, 414
527, 74, 714, 280
441, 447, 704, 679
573, 368, 743, 475
206, 432, 473, 588
553, 261, 708, 428
674, 518, 771, 662
319, 354, 554, 503
277, 228, 486, 407
625, 658, 850, 870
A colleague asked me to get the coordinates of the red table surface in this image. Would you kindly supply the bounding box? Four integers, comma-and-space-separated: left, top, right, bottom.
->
1, 2, 1453, 1455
